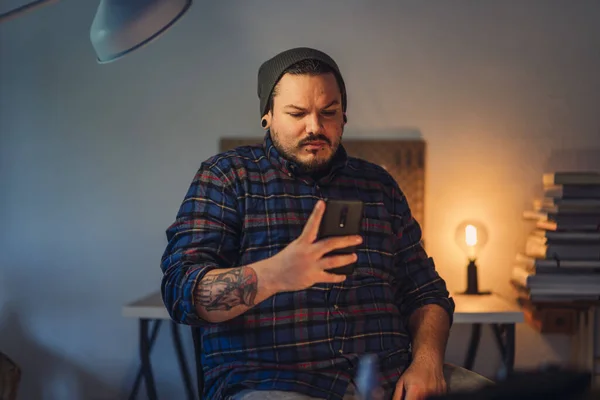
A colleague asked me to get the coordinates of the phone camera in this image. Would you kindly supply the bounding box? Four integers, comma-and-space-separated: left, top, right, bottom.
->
339, 206, 348, 228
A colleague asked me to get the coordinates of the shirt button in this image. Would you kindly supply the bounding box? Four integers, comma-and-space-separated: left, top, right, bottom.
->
288, 173, 292, 177
339, 349, 344, 354
333, 305, 339, 310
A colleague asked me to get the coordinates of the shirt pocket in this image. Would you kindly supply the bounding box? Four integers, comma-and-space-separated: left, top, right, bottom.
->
240, 204, 306, 263
357, 217, 396, 278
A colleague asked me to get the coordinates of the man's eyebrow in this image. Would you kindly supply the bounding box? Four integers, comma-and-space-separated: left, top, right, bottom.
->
322, 100, 340, 109
283, 100, 340, 111
284, 104, 307, 111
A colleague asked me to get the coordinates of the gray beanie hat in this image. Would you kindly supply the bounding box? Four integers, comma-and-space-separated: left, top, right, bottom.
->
257, 47, 347, 118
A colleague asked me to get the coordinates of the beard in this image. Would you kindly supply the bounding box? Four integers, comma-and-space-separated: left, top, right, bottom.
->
271, 129, 342, 174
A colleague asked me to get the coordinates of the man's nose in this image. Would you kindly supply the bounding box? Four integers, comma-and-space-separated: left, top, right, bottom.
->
305, 113, 324, 134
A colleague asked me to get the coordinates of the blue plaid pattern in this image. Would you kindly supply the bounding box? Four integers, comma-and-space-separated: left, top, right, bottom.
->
161, 132, 454, 399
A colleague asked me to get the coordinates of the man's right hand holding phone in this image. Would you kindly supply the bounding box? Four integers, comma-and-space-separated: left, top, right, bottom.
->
193, 199, 362, 323
266, 200, 362, 293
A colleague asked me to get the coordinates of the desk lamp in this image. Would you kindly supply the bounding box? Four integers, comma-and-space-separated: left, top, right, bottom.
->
455, 220, 491, 295
0, 0, 192, 63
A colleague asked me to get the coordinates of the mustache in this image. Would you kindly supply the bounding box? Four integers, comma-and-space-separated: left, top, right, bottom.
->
299, 135, 331, 146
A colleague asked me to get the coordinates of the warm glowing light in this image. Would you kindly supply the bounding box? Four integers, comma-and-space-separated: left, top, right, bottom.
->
465, 225, 477, 246
455, 220, 488, 260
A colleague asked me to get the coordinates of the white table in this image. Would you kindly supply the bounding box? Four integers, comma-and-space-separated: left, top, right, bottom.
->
451, 293, 524, 377
123, 291, 524, 399
122, 291, 524, 324
122, 292, 195, 400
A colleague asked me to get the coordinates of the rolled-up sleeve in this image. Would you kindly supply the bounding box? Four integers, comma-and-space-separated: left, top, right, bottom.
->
390, 181, 455, 327
160, 161, 241, 326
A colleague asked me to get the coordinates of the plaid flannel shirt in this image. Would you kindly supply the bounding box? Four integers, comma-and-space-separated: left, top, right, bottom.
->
161, 132, 454, 399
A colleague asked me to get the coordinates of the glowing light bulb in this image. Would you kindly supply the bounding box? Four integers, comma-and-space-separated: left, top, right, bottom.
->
465, 224, 477, 246
455, 221, 488, 260
455, 220, 491, 295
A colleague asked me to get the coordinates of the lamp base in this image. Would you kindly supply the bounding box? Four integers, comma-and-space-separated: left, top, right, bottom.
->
458, 290, 492, 296
458, 259, 491, 296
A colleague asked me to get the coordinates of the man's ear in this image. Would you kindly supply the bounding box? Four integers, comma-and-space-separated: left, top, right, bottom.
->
261, 113, 272, 130
343, 113, 347, 125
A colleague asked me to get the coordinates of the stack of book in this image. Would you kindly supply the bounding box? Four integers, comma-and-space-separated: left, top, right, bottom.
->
512, 171, 600, 303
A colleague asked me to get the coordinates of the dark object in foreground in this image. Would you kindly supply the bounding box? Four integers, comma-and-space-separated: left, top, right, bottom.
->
0, 351, 21, 400
427, 365, 595, 400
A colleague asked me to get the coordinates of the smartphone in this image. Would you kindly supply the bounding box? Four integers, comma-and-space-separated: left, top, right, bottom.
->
317, 199, 364, 275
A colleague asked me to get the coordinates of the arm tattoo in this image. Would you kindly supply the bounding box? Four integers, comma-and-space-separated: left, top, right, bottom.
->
194, 267, 258, 311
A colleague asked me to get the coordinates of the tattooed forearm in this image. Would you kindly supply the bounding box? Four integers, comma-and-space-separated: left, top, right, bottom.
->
194, 267, 258, 311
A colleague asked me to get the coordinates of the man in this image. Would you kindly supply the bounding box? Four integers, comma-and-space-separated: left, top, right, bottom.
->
161, 47, 455, 400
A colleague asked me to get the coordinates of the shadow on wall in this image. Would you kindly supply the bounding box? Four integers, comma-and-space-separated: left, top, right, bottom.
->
544, 147, 600, 174
0, 304, 116, 400
524, 147, 600, 198
342, 126, 424, 139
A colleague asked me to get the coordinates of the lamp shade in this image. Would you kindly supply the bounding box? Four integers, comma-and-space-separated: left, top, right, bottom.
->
90, 0, 192, 63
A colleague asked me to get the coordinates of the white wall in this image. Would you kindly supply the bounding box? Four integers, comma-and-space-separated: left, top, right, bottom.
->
1, 0, 600, 398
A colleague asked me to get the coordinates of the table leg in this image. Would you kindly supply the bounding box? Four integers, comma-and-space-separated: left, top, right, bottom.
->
129, 319, 162, 400
191, 326, 204, 398
463, 324, 482, 370
141, 319, 159, 400
170, 322, 196, 400
569, 308, 595, 372
491, 323, 516, 377
503, 324, 515, 372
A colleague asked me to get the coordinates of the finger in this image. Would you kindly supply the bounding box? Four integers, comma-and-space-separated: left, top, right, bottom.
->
320, 253, 358, 272
437, 379, 447, 394
314, 235, 362, 257
319, 271, 348, 284
405, 387, 423, 400
299, 200, 325, 242
392, 380, 404, 400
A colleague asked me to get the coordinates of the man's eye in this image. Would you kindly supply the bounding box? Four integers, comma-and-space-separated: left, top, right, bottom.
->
322, 110, 337, 116
288, 113, 304, 118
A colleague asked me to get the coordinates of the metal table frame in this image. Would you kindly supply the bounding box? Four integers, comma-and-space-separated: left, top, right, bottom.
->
124, 292, 523, 399
128, 319, 195, 400
463, 323, 516, 377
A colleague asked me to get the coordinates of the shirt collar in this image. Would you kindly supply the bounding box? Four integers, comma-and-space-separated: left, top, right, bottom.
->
263, 131, 348, 182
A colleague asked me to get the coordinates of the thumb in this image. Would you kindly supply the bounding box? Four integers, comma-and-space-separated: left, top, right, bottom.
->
392, 378, 404, 400
299, 199, 325, 242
